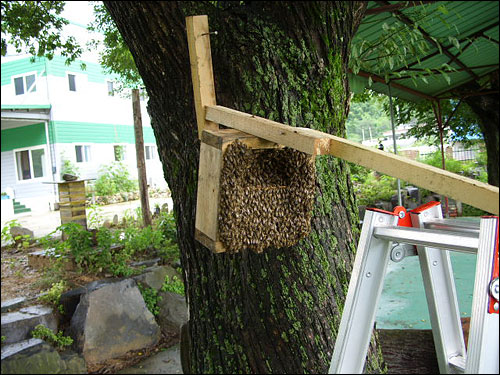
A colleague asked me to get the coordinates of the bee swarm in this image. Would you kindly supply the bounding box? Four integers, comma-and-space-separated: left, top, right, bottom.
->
218, 140, 316, 253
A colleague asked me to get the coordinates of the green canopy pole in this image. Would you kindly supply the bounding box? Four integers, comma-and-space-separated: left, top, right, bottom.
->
388, 83, 402, 206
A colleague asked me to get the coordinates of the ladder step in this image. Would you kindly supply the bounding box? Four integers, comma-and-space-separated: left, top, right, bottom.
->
448, 355, 466, 373
424, 218, 480, 234
373, 226, 479, 254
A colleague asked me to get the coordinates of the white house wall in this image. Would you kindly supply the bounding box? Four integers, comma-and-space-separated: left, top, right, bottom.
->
2, 55, 169, 213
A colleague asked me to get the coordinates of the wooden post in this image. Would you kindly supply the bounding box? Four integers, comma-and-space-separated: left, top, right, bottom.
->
186, 15, 218, 139
132, 88, 152, 227
58, 180, 87, 240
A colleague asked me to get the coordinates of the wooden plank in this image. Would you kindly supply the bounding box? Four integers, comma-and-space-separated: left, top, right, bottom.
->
195, 143, 223, 241
205, 105, 498, 214
205, 105, 330, 155
195, 229, 225, 253
186, 15, 218, 139
61, 214, 86, 221
325, 133, 499, 215
59, 200, 86, 206
202, 129, 281, 151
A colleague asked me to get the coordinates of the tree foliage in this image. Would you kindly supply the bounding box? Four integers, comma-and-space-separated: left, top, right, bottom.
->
346, 93, 391, 142
87, 1, 142, 89
349, 3, 458, 87
1, 1, 82, 65
385, 96, 483, 147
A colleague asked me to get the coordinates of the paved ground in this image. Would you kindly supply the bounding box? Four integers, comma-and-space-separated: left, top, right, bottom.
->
1, 203, 477, 372
1, 197, 173, 241
376, 251, 475, 329
117, 344, 182, 374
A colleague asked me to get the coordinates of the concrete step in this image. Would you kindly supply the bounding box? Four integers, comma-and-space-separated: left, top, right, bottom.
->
1, 305, 58, 345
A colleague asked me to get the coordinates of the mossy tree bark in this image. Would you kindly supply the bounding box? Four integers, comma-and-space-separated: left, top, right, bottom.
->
105, 1, 385, 373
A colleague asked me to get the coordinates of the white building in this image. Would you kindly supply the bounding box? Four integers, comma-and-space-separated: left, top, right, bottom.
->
1, 54, 167, 217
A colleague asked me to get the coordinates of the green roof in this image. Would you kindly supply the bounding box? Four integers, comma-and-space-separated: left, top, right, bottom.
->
352, 1, 499, 102
1, 104, 52, 110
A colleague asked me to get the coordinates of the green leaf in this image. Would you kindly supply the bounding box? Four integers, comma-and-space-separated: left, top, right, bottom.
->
448, 36, 460, 50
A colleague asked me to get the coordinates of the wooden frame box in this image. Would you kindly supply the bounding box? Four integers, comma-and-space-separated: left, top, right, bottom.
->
195, 128, 315, 253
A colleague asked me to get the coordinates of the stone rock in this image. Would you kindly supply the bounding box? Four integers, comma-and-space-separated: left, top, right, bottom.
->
1, 338, 86, 374
1, 297, 27, 313
103, 220, 112, 228
1, 305, 58, 344
62, 174, 78, 181
69, 278, 160, 365
133, 265, 179, 291
161, 203, 169, 212
59, 278, 120, 325
113, 214, 119, 225
157, 291, 187, 335
130, 258, 160, 269
10, 226, 34, 239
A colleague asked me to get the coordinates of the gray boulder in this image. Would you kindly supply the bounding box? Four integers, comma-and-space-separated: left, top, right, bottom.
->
69, 278, 160, 365
1, 305, 58, 344
1, 338, 86, 374
157, 291, 188, 335
10, 226, 34, 240
133, 265, 179, 291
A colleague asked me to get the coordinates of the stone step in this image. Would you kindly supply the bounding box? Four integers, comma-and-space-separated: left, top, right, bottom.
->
1, 338, 87, 374
1, 305, 58, 345
1, 297, 28, 313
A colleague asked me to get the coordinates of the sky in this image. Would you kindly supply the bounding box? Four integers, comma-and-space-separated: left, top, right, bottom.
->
60, 1, 103, 63
2, 1, 102, 63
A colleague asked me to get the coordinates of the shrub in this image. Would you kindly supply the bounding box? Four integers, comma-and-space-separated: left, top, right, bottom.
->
161, 275, 185, 295
60, 158, 80, 178
38, 281, 67, 314
1, 219, 21, 246
94, 162, 138, 197
31, 324, 73, 351
138, 283, 162, 316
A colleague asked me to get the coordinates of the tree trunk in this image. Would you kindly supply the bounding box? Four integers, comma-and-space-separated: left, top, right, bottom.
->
458, 70, 499, 187
104, 2, 385, 373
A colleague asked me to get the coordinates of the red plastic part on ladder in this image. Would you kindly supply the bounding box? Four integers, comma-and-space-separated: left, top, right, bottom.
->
485, 216, 499, 314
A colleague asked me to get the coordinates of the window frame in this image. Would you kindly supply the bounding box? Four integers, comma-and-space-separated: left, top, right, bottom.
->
107, 80, 115, 97
67, 72, 77, 92
12, 145, 48, 183
145, 144, 158, 160
113, 144, 126, 161
11, 71, 38, 96
75, 144, 92, 163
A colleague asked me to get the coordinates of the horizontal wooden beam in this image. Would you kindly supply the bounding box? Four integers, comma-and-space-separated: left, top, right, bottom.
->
205, 105, 330, 155
205, 105, 499, 215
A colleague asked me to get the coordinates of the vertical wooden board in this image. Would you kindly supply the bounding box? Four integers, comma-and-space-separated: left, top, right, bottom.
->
195, 142, 223, 241
186, 15, 218, 139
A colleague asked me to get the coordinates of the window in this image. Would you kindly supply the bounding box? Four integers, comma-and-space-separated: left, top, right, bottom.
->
68, 74, 76, 91
114, 145, 126, 161
14, 74, 36, 95
75, 145, 91, 163
107, 81, 114, 96
15, 148, 46, 181
145, 145, 157, 160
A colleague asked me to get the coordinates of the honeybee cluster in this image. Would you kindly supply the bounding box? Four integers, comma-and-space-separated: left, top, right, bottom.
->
218, 140, 316, 253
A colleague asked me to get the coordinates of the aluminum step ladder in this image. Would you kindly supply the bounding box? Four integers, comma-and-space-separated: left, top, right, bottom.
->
329, 201, 499, 374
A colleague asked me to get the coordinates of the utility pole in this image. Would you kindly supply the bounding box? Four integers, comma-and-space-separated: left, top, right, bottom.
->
132, 88, 152, 227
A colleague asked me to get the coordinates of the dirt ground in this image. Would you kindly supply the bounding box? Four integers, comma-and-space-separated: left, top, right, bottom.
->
1, 245, 180, 374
